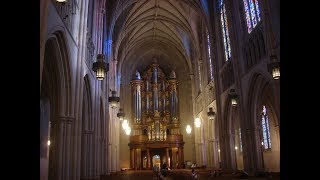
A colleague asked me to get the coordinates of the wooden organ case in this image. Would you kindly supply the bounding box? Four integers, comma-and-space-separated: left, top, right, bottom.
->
129, 62, 184, 170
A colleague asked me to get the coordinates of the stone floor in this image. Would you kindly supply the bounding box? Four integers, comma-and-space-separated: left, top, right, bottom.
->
101, 170, 280, 180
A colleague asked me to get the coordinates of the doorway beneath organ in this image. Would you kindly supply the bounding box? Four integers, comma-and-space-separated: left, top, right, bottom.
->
128, 61, 185, 170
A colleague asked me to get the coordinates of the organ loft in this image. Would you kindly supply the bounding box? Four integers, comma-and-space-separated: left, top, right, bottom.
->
129, 59, 184, 170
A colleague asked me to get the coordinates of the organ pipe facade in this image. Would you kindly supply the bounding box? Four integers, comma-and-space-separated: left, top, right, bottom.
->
129, 61, 184, 169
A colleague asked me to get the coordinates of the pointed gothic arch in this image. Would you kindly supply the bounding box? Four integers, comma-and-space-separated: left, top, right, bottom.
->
41, 30, 72, 180
247, 73, 280, 172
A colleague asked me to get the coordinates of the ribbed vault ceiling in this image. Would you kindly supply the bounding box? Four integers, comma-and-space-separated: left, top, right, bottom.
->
108, 0, 207, 78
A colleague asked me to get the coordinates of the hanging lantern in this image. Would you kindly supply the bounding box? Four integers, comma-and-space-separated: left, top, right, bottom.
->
268, 55, 280, 80
229, 89, 238, 107
92, 54, 108, 80
117, 108, 125, 121
109, 90, 120, 108
207, 107, 216, 120
186, 125, 192, 134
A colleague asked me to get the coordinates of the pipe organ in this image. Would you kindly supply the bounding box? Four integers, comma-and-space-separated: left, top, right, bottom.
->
129, 61, 184, 170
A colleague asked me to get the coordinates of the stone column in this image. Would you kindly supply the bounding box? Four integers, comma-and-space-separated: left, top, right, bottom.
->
171, 148, 177, 169
134, 148, 137, 170
50, 116, 75, 180
166, 148, 170, 167
137, 148, 142, 170
180, 147, 184, 166
178, 147, 182, 168
147, 149, 151, 169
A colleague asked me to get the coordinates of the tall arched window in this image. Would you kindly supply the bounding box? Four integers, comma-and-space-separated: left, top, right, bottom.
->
219, 0, 231, 61
198, 60, 202, 93
242, 0, 261, 33
206, 29, 213, 80
261, 105, 271, 149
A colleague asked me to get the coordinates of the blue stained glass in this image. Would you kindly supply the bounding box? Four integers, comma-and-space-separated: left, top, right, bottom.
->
243, 0, 261, 33
243, 0, 252, 33
249, 0, 257, 27
198, 61, 202, 90
265, 113, 271, 149
224, 5, 231, 59
220, 0, 231, 61
207, 32, 213, 80
262, 116, 268, 149
254, 0, 261, 21
220, 4, 227, 60
261, 105, 271, 149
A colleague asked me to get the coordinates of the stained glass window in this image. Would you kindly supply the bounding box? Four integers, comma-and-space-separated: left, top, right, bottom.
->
206, 29, 214, 80
261, 105, 271, 149
219, 0, 231, 61
243, 0, 261, 33
198, 61, 202, 91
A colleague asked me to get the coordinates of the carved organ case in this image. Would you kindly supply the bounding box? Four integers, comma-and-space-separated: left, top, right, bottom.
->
131, 63, 181, 138
129, 62, 184, 169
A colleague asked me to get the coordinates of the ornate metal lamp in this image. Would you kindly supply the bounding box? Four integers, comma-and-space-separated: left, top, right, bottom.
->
92, 54, 108, 80
117, 108, 125, 121
207, 107, 216, 120
229, 89, 238, 107
268, 55, 280, 80
109, 90, 120, 108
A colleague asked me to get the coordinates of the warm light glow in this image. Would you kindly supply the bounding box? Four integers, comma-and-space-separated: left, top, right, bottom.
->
194, 118, 201, 128
261, 141, 264, 146
125, 127, 131, 135
235, 146, 238, 150
231, 98, 237, 106
272, 67, 280, 80
56, 0, 66, 2
186, 125, 192, 134
109, 100, 119, 109
218, 149, 220, 152
47, 140, 51, 146
96, 67, 105, 80
122, 120, 129, 130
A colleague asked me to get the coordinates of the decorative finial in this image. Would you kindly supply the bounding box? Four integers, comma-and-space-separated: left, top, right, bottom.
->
169, 70, 176, 79
135, 70, 141, 80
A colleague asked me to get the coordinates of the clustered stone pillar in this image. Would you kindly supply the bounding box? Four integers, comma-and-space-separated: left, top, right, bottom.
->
49, 116, 75, 180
